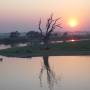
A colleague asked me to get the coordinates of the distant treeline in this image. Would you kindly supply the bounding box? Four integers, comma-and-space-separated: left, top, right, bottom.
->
0, 31, 41, 46
0, 31, 90, 46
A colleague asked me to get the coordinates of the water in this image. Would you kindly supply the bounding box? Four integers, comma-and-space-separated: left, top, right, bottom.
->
0, 44, 27, 50
0, 45, 11, 49
0, 56, 90, 90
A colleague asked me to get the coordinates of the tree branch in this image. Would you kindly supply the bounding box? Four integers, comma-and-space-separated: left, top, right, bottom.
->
38, 18, 43, 37
46, 14, 54, 35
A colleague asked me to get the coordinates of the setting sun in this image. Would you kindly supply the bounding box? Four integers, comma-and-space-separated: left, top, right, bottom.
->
68, 18, 78, 27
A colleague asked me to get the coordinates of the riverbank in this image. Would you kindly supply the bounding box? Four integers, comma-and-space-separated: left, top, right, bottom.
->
0, 40, 90, 58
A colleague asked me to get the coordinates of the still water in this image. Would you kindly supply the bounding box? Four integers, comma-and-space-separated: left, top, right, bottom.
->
0, 56, 90, 90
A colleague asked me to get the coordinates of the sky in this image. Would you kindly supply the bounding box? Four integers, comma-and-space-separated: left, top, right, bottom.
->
0, 0, 90, 33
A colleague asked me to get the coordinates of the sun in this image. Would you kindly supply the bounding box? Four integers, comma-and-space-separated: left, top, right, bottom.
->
68, 18, 78, 27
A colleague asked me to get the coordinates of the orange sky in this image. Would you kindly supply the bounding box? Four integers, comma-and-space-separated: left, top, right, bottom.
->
0, 0, 89, 32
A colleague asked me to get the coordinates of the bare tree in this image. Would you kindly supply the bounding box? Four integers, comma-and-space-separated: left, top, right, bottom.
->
38, 14, 62, 49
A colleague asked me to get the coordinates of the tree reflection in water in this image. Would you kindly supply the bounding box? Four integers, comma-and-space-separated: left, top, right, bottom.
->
39, 56, 58, 90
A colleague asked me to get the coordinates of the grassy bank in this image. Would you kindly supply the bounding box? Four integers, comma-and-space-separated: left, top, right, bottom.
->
0, 40, 90, 58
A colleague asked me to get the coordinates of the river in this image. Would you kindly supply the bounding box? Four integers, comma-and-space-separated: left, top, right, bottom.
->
0, 56, 90, 90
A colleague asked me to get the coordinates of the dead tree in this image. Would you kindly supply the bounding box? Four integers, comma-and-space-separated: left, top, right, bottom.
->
38, 14, 62, 49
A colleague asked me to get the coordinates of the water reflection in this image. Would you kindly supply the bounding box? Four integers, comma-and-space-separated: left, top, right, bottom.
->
39, 56, 59, 90
0, 56, 90, 90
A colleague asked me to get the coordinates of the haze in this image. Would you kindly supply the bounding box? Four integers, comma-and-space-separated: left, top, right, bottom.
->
0, 0, 89, 32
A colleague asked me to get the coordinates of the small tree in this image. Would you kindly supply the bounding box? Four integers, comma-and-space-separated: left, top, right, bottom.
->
26, 31, 41, 46
10, 31, 20, 38
9, 31, 20, 47
38, 14, 62, 49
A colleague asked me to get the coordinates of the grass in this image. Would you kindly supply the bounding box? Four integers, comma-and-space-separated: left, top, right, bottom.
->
0, 40, 90, 58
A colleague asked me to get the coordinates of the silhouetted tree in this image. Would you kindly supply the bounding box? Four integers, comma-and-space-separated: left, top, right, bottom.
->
38, 14, 62, 49
61, 32, 68, 42
26, 31, 41, 46
9, 31, 20, 47
10, 31, 20, 38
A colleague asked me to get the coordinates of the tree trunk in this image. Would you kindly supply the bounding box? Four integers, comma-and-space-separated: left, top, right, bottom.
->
42, 35, 50, 49
43, 38, 49, 49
